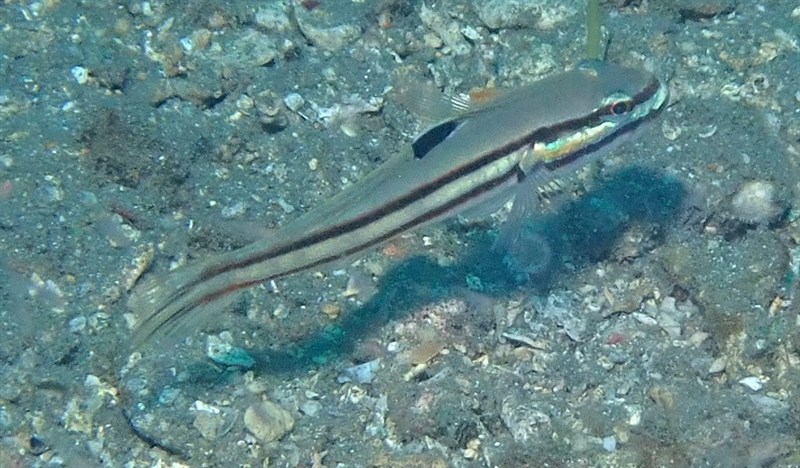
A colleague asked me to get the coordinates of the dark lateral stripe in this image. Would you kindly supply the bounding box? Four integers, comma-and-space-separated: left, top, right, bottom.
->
171, 164, 523, 321
635, 78, 661, 109
202, 143, 527, 277
141, 145, 522, 339
199, 99, 609, 280
142, 78, 665, 340
179, 77, 662, 302
145, 162, 520, 339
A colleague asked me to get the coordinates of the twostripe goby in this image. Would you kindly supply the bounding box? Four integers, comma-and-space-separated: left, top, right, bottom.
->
129, 60, 668, 347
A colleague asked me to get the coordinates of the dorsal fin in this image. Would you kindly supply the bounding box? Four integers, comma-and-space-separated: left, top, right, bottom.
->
394, 79, 464, 126
394, 77, 506, 159
411, 118, 464, 159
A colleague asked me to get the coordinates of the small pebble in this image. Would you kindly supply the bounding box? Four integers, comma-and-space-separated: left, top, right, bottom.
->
68, 316, 87, 333
193, 400, 221, 414
87, 438, 104, 457
206, 336, 255, 369
337, 358, 380, 384
708, 357, 727, 374
739, 376, 764, 392
275, 197, 295, 213
300, 400, 321, 417
657, 313, 681, 338
71, 66, 89, 84
255, 4, 292, 32
730, 180, 781, 224
602, 436, 617, 452
220, 201, 247, 219
283, 93, 305, 112
158, 386, 181, 405
193, 412, 225, 440
243, 400, 295, 442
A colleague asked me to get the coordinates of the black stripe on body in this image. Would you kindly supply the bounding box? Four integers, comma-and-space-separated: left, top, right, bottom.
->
195, 78, 661, 281
144, 76, 664, 337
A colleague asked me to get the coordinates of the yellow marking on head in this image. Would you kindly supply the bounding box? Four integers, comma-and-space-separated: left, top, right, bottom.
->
531, 121, 615, 166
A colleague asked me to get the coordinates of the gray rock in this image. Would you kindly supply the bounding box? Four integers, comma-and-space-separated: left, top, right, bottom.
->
337, 358, 381, 384
193, 412, 226, 440
420, 4, 471, 55
255, 2, 293, 33
294, 4, 361, 52
243, 400, 295, 442
472, 0, 578, 30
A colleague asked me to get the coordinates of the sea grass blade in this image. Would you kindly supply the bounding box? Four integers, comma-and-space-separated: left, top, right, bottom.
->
586, 0, 602, 60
